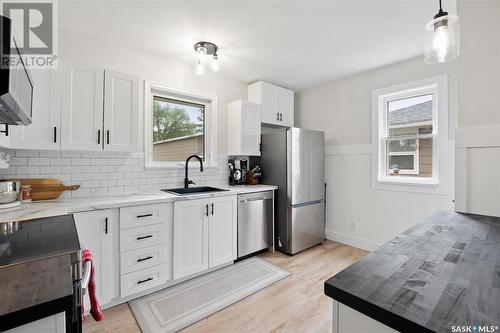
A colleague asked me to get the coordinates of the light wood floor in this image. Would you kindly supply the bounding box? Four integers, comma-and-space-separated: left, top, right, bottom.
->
83, 241, 367, 333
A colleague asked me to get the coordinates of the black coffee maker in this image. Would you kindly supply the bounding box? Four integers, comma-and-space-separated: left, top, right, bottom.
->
228, 158, 248, 185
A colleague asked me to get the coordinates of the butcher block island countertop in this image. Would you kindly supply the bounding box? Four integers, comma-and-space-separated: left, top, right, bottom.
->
324, 211, 500, 333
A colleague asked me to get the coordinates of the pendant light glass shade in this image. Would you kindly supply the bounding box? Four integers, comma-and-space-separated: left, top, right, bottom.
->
424, 14, 460, 64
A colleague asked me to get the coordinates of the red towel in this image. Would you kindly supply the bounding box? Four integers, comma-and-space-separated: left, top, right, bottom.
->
82, 249, 104, 321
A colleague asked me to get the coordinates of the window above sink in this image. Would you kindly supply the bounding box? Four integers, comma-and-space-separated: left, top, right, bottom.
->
144, 82, 218, 169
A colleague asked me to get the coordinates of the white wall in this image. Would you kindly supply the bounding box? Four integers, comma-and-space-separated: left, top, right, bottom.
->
457, 0, 500, 127
296, 58, 457, 250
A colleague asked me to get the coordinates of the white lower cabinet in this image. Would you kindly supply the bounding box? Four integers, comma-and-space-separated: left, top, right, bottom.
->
173, 195, 237, 280
73, 209, 119, 313
119, 203, 172, 298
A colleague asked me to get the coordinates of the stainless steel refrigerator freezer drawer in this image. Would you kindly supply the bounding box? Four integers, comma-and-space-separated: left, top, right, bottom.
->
289, 200, 325, 254
237, 191, 273, 258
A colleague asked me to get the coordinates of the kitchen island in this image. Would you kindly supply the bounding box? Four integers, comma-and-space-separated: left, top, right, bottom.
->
324, 211, 500, 333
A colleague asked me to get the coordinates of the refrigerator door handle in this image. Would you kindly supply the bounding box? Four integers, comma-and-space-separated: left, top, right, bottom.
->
291, 200, 323, 208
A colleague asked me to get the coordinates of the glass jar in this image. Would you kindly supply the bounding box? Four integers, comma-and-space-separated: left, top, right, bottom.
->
19, 185, 32, 203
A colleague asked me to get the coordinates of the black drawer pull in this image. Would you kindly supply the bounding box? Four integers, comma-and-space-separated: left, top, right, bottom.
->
106, 130, 110, 144
136, 213, 153, 218
53, 127, 57, 143
136, 235, 153, 240
137, 256, 153, 263
97, 129, 101, 144
137, 277, 153, 284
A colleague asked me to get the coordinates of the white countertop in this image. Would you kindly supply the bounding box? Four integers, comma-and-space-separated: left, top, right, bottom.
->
0, 184, 277, 223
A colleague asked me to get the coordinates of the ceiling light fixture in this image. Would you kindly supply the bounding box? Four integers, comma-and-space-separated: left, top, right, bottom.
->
424, 0, 460, 64
194, 41, 219, 75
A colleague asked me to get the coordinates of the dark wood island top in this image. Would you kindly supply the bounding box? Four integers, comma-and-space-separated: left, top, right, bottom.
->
324, 211, 500, 333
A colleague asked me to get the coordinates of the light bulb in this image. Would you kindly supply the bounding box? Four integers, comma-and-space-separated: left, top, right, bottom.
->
432, 25, 450, 62
195, 60, 204, 75
197, 45, 207, 64
211, 54, 219, 71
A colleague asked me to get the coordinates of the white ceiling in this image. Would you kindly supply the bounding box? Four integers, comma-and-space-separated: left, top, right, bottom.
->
59, 0, 457, 91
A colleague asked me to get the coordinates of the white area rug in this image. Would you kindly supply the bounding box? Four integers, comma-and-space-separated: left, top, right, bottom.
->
129, 257, 290, 333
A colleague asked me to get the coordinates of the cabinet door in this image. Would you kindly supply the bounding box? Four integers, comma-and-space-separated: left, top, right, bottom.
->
73, 209, 119, 312
173, 200, 209, 279
277, 87, 294, 127
0, 124, 11, 148
208, 195, 237, 268
241, 102, 262, 155
10, 69, 61, 150
249, 81, 279, 125
61, 63, 104, 151
103, 70, 138, 152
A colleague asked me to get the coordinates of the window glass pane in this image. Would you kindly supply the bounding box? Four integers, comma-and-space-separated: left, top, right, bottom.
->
388, 138, 417, 152
386, 139, 433, 178
389, 155, 415, 171
387, 94, 433, 134
152, 96, 204, 162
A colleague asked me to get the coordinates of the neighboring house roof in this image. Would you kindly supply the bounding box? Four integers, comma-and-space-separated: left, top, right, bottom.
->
388, 100, 432, 126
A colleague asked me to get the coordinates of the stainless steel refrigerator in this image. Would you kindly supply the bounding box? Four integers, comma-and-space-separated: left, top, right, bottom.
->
261, 127, 325, 255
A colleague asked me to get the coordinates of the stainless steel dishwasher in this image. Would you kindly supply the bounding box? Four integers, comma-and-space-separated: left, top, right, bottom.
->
237, 191, 274, 258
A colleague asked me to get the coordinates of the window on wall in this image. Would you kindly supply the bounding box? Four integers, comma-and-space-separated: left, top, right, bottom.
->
372, 75, 449, 190
152, 96, 205, 162
144, 82, 217, 168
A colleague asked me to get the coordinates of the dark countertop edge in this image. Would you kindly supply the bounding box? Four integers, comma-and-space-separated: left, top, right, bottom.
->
0, 294, 73, 332
324, 282, 434, 333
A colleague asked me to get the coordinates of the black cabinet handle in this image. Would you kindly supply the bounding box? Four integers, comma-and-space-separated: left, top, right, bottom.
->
106, 130, 110, 144
137, 277, 153, 285
105, 217, 108, 234
211, 203, 214, 215
136, 213, 153, 219
137, 256, 153, 263
97, 129, 101, 144
276, 112, 280, 120
53, 127, 57, 143
136, 235, 153, 240
205, 204, 209, 217
280, 113, 283, 121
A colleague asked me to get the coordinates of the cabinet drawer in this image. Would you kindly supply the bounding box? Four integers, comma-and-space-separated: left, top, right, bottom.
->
120, 224, 165, 252
120, 264, 166, 297
120, 244, 165, 274
120, 204, 169, 229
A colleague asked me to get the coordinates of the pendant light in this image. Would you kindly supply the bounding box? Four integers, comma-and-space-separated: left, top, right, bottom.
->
194, 41, 219, 75
424, 0, 459, 64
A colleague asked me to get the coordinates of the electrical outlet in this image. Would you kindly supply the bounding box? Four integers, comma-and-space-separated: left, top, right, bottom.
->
350, 220, 358, 230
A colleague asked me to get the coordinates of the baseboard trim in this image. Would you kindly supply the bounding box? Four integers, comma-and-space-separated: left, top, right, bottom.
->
325, 229, 382, 252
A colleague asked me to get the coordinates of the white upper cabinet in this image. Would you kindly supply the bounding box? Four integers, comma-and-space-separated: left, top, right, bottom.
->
103, 70, 138, 152
227, 100, 261, 156
61, 63, 104, 151
10, 69, 62, 150
248, 81, 294, 127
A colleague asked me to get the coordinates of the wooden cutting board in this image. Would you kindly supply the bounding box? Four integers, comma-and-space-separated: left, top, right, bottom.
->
13, 178, 80, 201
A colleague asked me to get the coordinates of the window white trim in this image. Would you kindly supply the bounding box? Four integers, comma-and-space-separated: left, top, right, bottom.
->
371, 75, 449, 193
144, 81, 218, 169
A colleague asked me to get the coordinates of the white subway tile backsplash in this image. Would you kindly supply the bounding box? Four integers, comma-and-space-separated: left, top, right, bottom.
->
28, 157, 50, 165
1, 151, 228, 198
40, 166, 62, 174
51, 158, 71, 166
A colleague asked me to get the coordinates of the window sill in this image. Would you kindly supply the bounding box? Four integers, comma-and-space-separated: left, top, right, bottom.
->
377, 177, 438, 187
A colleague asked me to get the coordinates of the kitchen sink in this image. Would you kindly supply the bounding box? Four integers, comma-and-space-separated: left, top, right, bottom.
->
161, 186, 229, 196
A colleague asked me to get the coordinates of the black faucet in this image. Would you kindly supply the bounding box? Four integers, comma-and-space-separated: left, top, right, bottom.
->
184, 154, 203, 188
